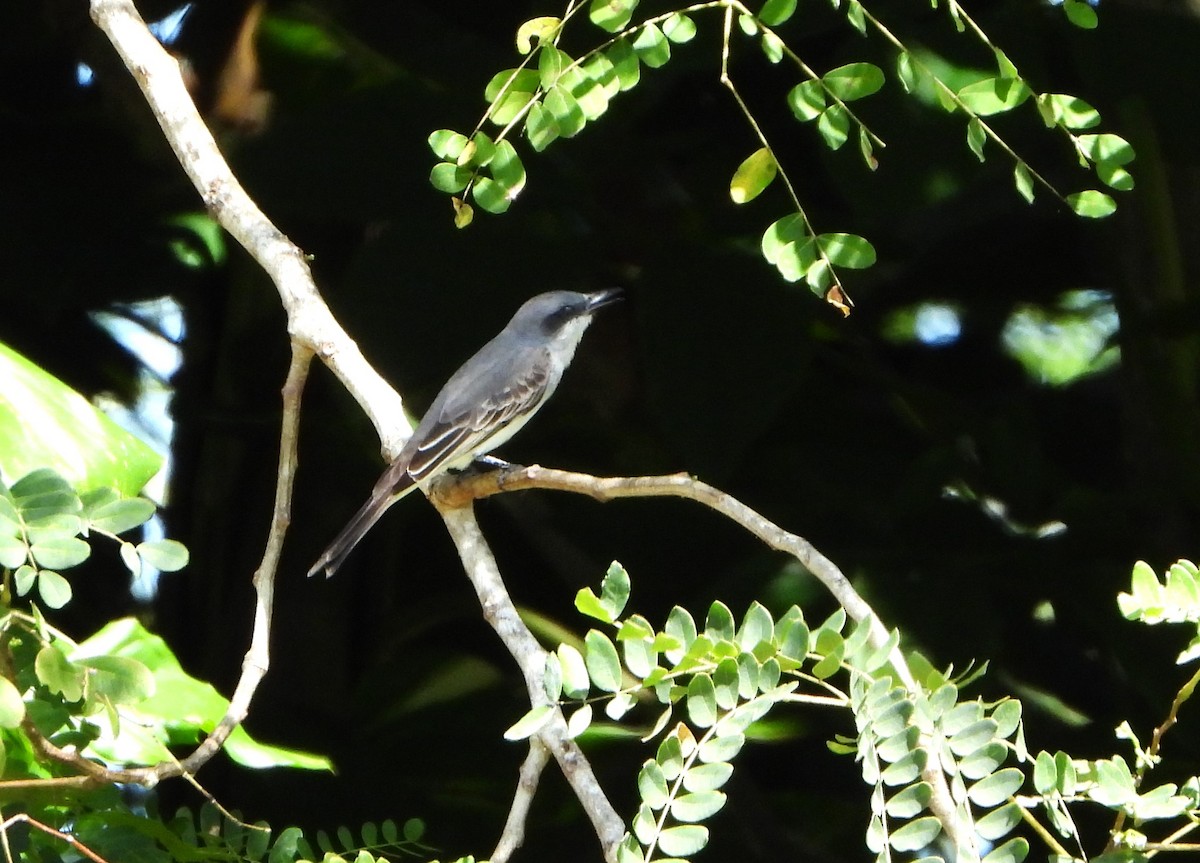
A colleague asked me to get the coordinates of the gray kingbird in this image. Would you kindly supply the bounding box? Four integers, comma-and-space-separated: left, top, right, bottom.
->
308, 288, 623, 578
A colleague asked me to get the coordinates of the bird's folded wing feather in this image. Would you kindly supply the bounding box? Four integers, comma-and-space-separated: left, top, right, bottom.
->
407, 352, 552, 481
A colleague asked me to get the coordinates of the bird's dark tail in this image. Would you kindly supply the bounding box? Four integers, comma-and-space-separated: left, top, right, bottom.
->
307, 475, 417, 578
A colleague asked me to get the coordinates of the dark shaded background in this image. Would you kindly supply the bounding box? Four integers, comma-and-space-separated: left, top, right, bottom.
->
3, 1, 1200, 860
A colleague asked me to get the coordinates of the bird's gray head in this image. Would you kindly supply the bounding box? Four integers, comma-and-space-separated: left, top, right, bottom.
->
510, 288, 623, 341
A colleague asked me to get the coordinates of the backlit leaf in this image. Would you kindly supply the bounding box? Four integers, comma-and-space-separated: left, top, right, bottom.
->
817, 105, 850, 150
786, 80, 825, 122
822, 63, 884, 101
759, 0, 797, 25
729, 148, 777, 205
1067, 190, 1116, 218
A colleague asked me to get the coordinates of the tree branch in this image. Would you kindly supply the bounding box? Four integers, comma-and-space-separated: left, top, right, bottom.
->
87, 0, 410, 455
434, 464, 981, 859
492, 739, 551, 863
434, 502, 627, 862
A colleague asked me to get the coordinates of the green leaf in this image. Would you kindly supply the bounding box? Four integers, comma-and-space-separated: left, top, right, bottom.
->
671, 790, 727, 822
657, 825, 709, 857
119, 540, 141, 576
428, 129, 468, 161
663, 13, 697, 43
77, 617, 332, 770
0, 345, 162, 496
968, 767, 1025, 806
575, 586, 614, 623
1067, 190, 1117, 218
881, 749, 927, 786
665, 606, 698, 663
684, 760, 734, 792
13, 564, 36, 596
540, 45, 566, 89
1038, 93, 1101, 129
967, 117, 987, 161
737, 602, 774, 651
86, 497, 155, 535
566, 703, 593, 738
430, 162, 472, 193
858, 127, 878, 171
889, 816, 942, 852
822, 63, 885, 101
1062, 0, 1098, 29
686, 673, 718, 728
0, 532, 25, 569
585, 630, 622, 692
1098, 162, 1135, 192
818, 233, 876, 269
759, 0, 797, 25
36, 643, 85, 701
136, 539, 189, 572
600, 560, 631, 619
575, 56, 617, 118
886, 782, 932, 818
959, 742, 1007, 779
0, 676, 24, 728
817, 104, 850, 150
558, 647, 591, 699
504, 704, 555, 740
1013, 163, 1035, 204
1032, 750, 1058, 795
543, 651, 563, 701
699, 731, 744, 763
516, 16, 561, 54
525, 102, 560, 152
956, 78, 1031, 116
37, 570, 73, 609
982, 837, 1029, 863
606, 39, 641, 91
949, 718, 998, 756
993, 47, 1019, 79
81, 655, 156, 706
704, 601, 736, 644
639, 759, 670, 809
896, 51, 919, 94
730, 148, 777, 205
473, 177, 512, 214
546, 85, 586, 137
485, 68, 539, 103
845, 0, 866, 34
786, 80, 826, 122
977, 802, 1023, 841
992, 699, 1022, 737
632, 23, 670, 68
617, 834, 646, 863
29, 536, 88, 570
590, 0, 639, 32
490, 141, 526, 192
1076, 133, 1135, 166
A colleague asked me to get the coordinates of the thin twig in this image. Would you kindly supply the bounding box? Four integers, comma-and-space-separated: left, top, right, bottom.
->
0, 811, 112, 863
492, 738, 552, 863
180, 343, 311, 774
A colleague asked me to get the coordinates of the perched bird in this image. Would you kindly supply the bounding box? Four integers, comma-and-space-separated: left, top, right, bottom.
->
308, 288, 623, 578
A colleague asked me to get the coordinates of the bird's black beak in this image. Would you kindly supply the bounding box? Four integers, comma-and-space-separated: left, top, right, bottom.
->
585, 287, 624, 312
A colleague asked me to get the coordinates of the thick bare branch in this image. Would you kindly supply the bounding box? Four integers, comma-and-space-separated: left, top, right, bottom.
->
434, 503, 627, 862
87, 0, 410, 454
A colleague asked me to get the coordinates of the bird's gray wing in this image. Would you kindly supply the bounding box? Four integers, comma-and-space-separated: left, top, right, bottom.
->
406, 349, 552, 482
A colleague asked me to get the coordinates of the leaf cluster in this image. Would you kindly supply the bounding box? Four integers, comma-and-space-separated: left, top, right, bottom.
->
424, 0, 1133, 314
0, 467, 187, 610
